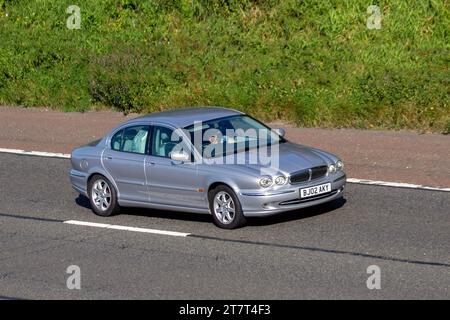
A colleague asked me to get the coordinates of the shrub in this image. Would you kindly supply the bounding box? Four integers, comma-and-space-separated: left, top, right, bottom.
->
0, 0, 448, 132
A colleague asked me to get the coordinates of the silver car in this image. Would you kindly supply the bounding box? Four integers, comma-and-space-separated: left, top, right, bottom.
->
70, 107, 346, 229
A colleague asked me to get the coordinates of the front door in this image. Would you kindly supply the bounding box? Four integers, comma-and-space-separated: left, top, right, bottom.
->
145, 125, 205, 209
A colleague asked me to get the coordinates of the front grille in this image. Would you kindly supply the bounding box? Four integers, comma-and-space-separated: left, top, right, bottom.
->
289, 170, 310, 183
290, 165, 328, 184
311, 165, 328, 180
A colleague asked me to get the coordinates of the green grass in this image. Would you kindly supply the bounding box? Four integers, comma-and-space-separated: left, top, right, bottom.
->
0, 0, 449, 132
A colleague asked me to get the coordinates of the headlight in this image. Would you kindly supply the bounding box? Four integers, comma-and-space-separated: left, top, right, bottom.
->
328, 164, 336, 174
274, 176, 287, 185
259, 176, 273, 188
336, 160, 344, 171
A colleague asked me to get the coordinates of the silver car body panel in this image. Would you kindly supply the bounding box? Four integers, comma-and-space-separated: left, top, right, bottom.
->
70, 107, 346, 217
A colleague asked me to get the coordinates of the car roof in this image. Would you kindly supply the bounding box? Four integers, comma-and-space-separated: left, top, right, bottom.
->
124, 106, 244, 128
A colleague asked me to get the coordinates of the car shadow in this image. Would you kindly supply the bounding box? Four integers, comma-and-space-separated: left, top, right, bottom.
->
75, 194, 91, 209
122, 207, 213, 224
74, 195, 346, 227
75, 194, 212, 223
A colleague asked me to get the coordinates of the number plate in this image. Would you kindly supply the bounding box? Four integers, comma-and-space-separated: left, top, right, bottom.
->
300, 183, 331, 199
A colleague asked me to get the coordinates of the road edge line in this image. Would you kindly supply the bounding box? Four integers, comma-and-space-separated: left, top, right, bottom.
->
347, 178, 450, 192
0, 148, 70, 159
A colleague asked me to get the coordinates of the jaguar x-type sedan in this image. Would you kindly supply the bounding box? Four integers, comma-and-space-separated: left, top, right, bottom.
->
70, 107, 346, 229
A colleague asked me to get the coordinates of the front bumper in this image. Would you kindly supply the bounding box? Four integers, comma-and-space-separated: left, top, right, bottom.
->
238, 172, 346, 217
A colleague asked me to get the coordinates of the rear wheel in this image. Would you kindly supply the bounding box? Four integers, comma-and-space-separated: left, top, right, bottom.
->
208, 185, 246, 229
88, 174, 120, 217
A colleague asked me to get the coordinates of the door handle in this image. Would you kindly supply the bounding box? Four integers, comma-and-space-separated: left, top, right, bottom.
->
105, 156, 113, 160
146, 162, 156, 166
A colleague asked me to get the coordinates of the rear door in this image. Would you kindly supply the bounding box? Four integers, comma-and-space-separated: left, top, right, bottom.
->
102, 124, 151, 203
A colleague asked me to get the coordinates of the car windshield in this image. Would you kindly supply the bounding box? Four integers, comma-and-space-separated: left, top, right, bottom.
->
184, 115, 285, 158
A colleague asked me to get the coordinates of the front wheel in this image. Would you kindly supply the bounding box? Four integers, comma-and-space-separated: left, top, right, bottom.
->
88, 174, 120, 217
208, 185, 247, 229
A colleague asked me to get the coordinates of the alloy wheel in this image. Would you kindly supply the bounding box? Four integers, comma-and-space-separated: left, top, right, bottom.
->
91, 179, 112, 212
213, 191, 235, 224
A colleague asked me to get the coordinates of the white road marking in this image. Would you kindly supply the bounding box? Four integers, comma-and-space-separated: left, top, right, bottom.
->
1, 147, 449, 192
347, 178, 450, 192
0, 148, 70, 159
63, 220, 191, 237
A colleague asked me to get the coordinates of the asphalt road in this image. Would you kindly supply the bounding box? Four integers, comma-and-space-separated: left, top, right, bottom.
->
0, 152, 449, 299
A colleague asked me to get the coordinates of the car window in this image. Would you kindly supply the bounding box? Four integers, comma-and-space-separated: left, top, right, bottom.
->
184, 115, 284, 158
111, 125, 150, 155
111, 130, 123, 151
151, 126, 181, 158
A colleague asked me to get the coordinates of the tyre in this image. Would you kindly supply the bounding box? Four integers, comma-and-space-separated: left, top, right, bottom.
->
88, 174, 120, 217
208, 185, 247, 229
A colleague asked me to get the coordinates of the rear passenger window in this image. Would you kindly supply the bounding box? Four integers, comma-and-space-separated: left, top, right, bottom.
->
111, 126, 150, 155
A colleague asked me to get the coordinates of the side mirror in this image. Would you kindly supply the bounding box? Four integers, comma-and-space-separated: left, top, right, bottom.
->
274, 128, 286, 138
170, 151, 190, 163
